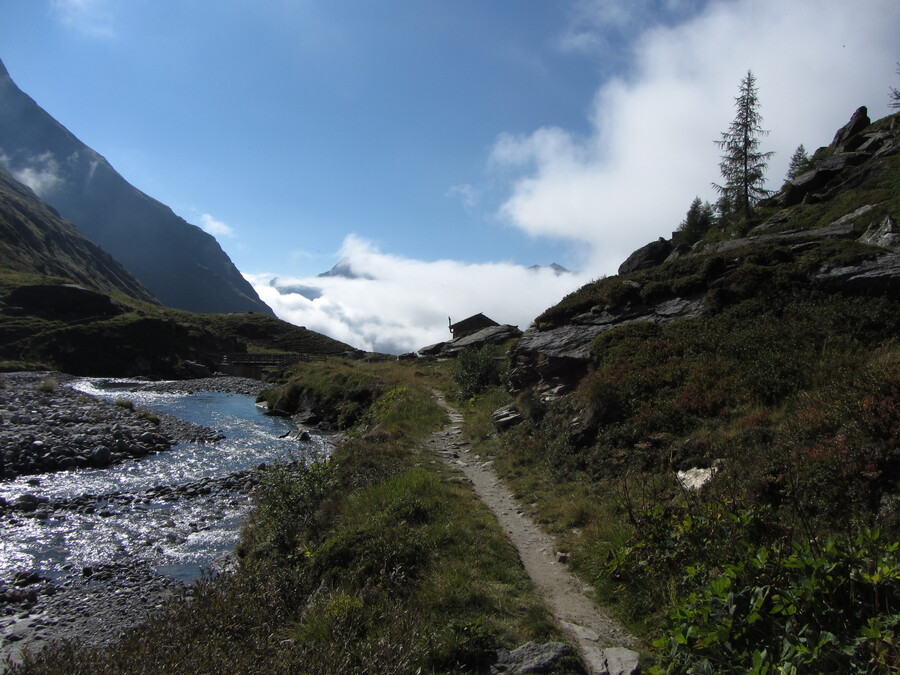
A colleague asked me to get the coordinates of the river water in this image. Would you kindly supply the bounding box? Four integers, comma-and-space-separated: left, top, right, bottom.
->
0, 380, 327, 583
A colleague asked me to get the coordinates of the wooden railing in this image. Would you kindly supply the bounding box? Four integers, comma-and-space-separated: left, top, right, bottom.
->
220, 352, 325, 366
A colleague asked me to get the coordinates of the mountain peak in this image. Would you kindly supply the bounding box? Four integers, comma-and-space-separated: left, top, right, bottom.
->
0, 58, 274, 316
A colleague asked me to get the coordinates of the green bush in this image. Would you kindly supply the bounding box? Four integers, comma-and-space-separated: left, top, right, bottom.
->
650, 528, 900, 674
452, 345, 504, 401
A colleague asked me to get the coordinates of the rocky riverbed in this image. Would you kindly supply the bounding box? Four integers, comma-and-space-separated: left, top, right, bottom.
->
0, 372, 283, 670
0, 372, 233, 481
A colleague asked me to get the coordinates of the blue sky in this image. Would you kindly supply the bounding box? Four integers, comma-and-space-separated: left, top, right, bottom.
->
1, 0, 898, 352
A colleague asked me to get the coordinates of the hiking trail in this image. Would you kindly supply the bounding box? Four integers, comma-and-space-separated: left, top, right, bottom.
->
425, 392, 641, 675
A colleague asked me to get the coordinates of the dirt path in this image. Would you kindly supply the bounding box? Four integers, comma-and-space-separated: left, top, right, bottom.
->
425, 393, 640, 675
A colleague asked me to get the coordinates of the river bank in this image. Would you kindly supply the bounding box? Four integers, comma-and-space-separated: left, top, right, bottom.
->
0, 372, 288, 670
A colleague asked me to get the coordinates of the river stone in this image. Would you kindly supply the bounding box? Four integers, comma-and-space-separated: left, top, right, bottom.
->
89, 446, 112, 467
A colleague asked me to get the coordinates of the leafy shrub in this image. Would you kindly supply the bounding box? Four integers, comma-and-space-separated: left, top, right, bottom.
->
114, 398, 135, 410
650, 529, 900, 674
452, 345, 503, 401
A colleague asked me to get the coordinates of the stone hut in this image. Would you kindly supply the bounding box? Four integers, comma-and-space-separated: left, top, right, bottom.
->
449, 313, 499, 339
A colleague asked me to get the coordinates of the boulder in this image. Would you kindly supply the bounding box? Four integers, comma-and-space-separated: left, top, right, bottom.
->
89, 445, 112, 467
830, 106, 870, 152
490, 641, 575, 674
492, 405, 524, 430
618, 238, 674, 275
859, 216, 900, 251
182, 360, 212, 378
597, 647, 641, 675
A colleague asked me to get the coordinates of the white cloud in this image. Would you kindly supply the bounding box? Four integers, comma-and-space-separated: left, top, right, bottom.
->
559, 0, 704, 55
51, 0, 116, 38
494, 0, 900, 276
247, 235, 592, 355
7, 151, 64, 197
255, 0, 897, 355
199, 213, 235, 238
446, 183, 479, 210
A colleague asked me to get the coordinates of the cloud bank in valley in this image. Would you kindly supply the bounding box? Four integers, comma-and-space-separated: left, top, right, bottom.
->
254, 0, 899, 352
247, 235, 591, 355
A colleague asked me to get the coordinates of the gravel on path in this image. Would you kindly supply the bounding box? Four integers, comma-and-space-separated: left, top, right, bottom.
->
426, 392, 640, 675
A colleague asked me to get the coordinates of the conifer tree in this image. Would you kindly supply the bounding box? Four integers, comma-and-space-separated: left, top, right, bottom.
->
785, 144, 810, 182
677, 197, 714, 245
890, 63, 900, 109
713, 70, 773, 221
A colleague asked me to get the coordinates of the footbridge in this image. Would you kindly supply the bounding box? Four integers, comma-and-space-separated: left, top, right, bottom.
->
218, 352, 324, 378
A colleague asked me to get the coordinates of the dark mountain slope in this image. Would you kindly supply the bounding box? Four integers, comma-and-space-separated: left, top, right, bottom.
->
0, 166, 156, 302
0, 58, 273, 316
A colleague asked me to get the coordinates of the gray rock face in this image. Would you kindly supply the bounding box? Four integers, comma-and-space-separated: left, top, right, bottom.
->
830, 106, 870, 152
707, 220, 857, 254
618, 238, 673, 275
423, 324, 522, 357
859, 216, 900, 251
815, 252, 900, 295
509, 296, 703, 390
490, 641, 575, 674
518, 296, 703, 362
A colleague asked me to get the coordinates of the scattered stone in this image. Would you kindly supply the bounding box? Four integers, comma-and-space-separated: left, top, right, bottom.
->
596, 647, 640, 675
490, 641, 576, 674
492, 405, 524, 430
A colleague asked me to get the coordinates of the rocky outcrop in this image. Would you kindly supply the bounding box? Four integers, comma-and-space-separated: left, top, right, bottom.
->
509, 296, 703, 390
775, 108, 897, 209
420, 324, 522, 358
618, 238, 673, 275
859, 216, 900, 251
815, 251, 900, 296
492, 404, 524, 430
830, 106, 871, 152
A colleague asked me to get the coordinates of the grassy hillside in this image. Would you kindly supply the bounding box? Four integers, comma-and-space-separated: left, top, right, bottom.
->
0, 167, 157, 303
0, 269, 354, 376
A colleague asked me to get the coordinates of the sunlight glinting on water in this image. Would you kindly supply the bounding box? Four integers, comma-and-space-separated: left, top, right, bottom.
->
0, 379, 327, 582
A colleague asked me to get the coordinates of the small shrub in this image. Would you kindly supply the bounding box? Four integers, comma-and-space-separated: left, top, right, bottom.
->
36, 377, 58, 393
138, 410, 161, 425
114, 398, 135, 411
